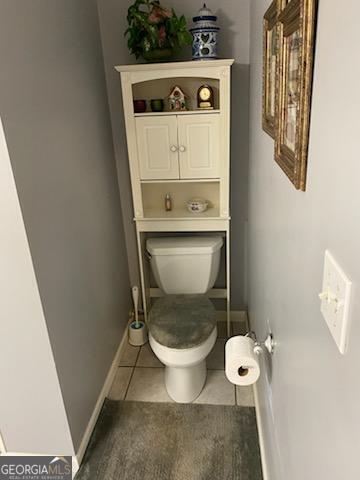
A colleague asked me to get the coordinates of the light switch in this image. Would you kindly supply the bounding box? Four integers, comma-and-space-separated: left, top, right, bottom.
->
319, 250, 352, 354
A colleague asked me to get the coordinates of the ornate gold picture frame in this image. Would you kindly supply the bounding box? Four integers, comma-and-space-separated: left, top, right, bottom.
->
275, 0, 317, 190
262, 0, 278, 138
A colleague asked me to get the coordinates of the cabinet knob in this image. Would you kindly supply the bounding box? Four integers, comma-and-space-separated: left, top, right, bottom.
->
170, 145, 178, 152
179, 145, 186, 152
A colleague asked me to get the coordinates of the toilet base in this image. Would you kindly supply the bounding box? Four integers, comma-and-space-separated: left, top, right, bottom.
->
165, 360, 207, 403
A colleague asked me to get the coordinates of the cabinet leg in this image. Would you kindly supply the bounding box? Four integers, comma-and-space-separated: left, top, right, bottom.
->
226, 229, 231, 337
136, 230, 148, 322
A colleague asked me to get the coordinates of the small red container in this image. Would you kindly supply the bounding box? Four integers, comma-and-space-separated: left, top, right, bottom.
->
133, 99, 147, 113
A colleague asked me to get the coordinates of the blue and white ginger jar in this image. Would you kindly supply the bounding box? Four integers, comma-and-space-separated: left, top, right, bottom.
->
190, 4, 220, 60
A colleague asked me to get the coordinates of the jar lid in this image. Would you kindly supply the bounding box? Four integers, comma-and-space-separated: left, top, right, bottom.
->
193, 3, 217, 22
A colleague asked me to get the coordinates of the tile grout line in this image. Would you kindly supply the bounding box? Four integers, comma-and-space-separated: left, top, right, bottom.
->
127, 366, 226, 370
134, 344, 143, 367
123, 344, 143, 400
123, 365, 228, 371
133, 365, 164, 369
123, 366, 135, 401
124, 367, 135, 400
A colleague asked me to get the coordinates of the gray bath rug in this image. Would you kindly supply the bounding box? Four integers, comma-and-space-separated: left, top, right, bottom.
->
75, 400, 263, 480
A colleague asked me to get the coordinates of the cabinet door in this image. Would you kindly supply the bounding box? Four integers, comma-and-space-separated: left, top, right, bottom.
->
177, 114, 220, 179
135, 116, 179, 180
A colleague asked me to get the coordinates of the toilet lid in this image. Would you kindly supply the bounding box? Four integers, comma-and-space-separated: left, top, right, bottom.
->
148, 295, 216, 349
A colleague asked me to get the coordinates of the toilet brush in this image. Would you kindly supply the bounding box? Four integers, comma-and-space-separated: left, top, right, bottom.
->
128, 286, 148, 346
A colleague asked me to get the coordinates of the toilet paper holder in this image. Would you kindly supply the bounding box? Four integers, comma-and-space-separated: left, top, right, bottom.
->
246, 331, 275, 355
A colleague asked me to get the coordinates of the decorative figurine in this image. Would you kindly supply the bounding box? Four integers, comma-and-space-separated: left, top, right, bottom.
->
197, 84, 214, 109
168, 85, 188, 111
190, 4, 220, 60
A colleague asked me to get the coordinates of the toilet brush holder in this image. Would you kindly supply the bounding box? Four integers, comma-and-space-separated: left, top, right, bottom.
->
129, 285, 148, 346
128, 320, 148, 346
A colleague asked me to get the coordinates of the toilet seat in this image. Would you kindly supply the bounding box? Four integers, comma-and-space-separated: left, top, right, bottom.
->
148, 295, 217, 402
148, 294, 216, 350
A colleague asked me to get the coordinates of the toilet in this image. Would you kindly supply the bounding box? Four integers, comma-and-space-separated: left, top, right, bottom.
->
146, 236, 223, 403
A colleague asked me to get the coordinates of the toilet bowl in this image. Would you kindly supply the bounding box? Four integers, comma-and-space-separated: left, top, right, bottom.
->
146, 236, 223, 403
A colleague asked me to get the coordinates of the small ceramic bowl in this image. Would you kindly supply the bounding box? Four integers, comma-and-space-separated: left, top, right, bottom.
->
186, 198, 209, 213
133, 99, 147, 113
150, 99, 164, 112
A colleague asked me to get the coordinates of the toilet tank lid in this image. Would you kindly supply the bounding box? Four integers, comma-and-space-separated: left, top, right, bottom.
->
147, 236, 223, 256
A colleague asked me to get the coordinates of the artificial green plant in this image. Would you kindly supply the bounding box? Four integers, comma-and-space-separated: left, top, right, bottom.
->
125, 0, 192, 60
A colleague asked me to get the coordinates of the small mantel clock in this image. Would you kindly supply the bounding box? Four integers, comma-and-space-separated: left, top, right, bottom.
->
197, 84, 214, 109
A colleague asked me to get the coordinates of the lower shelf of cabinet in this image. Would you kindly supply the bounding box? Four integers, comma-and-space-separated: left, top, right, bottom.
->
134, 209, 230, 232
141, 207, 220, 219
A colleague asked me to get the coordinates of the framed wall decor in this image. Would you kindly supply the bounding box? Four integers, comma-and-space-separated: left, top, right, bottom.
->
262, 0, 278, 138
275, 0, 317, 190
278, 0, 291, 11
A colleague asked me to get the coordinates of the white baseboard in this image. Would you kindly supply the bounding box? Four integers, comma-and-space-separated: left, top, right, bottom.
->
0, 431, 5, 454
254, 381, 270, 480
72, 320, 131, 476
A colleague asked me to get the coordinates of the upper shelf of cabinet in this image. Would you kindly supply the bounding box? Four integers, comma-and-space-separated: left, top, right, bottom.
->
132, 76, 221, 113
115, 59, 234, 73
116, 60, 234, 117
134, 109, 220, 117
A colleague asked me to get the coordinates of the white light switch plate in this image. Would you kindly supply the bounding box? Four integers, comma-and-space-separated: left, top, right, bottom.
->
319, 250, 352, 354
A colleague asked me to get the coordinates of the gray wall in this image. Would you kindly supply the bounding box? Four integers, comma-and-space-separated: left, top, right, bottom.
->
97, 0, 250, 309
97, 0, 138, 290
0, 0, 131, 451
248, 1, 360, 478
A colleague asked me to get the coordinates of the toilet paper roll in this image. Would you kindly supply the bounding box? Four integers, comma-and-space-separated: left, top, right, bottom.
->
225, 336, 260, 386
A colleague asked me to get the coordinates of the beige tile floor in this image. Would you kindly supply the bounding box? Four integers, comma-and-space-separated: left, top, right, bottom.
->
108, 318, 255, 407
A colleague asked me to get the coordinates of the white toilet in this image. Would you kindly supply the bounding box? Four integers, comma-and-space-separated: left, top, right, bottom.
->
146, 236, 223, 403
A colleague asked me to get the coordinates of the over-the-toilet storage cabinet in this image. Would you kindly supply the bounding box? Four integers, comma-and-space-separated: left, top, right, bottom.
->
116, 59, 234, 332
136, 113, 220, 179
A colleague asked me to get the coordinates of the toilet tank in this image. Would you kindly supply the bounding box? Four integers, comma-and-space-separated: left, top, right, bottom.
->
146, 236, 223, 294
